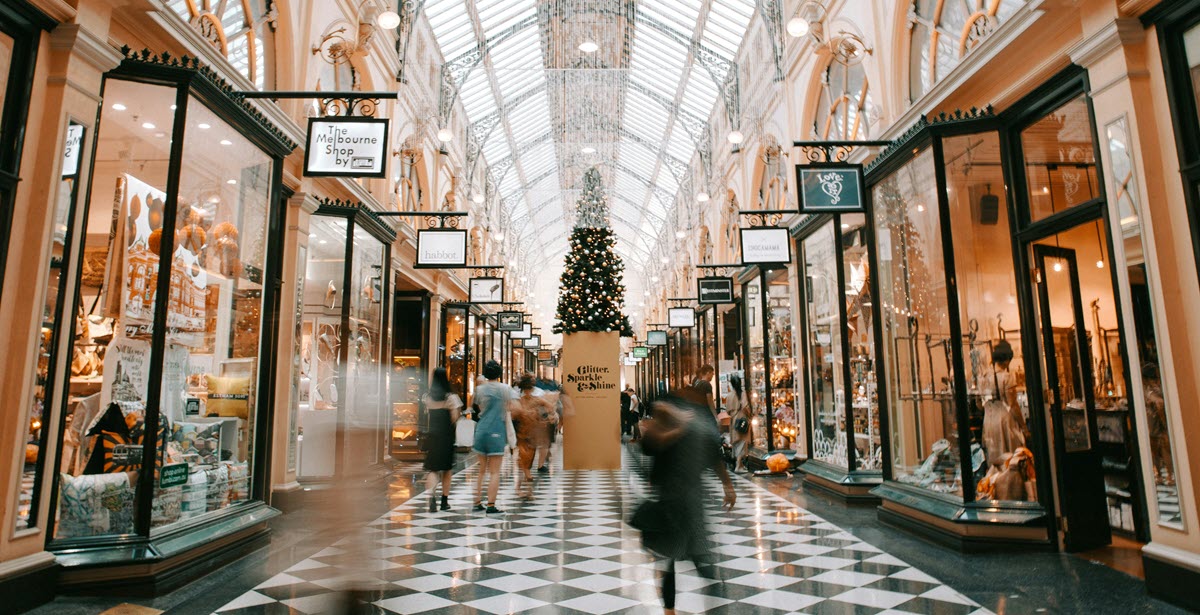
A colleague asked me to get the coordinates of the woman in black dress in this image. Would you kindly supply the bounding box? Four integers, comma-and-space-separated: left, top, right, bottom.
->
424, 368, 462, 512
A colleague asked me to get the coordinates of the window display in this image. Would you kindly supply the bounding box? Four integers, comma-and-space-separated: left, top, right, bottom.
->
51, 74, 283, 541
805, 222, 845, 467
843, 215, 881, 471
873, 147, 961, 498
442, 305, 469, 400
766, 270, 799, 450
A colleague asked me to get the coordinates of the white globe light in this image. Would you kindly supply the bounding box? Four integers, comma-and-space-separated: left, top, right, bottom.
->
472, 192, 484, 204
675, 230, 686, 239
495, 233, 505, 241
377, 10, 402, 30
786, 16, 810, 38
696, 192, 710, 202
437, 127, 454, 142
581, 146, 596, 154
727, 130, 744, 144
579, 39, 599, 53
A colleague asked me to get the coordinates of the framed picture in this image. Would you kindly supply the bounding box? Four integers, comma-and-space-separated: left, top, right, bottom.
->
497, 311, 523, 331
647, 330, 668, 346
795, 163, 865, 213
740, 227, 792, 265
415, 229, 467, 268
668, 307, 696, 328
469, 277, 504, 303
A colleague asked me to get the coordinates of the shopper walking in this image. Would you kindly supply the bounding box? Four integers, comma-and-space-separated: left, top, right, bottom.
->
627, 386, 642, 442
511, 374, 558, 498
620, 387, 633, 436
422, 368, 461, 512
472, 360, 515, 514
632, 390, 736, 615
725, 373, 752, 472
691, 364, 717, 420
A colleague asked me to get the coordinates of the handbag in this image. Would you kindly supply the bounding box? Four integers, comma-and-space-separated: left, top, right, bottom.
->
629, 499, 686, 559
455, 418, 476, 448
505, 411, 517, 449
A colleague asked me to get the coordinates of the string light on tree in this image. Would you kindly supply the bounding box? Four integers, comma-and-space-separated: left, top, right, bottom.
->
554, 167, 633, 336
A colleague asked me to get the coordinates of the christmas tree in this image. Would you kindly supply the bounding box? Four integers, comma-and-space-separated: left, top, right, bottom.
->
554, 168, 634, 336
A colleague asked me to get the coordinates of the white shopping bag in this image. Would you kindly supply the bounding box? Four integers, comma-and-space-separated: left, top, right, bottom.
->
455, 418, 476, 447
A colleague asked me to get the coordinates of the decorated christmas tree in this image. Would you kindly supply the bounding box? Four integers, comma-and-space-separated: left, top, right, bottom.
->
554, 168, 634, 336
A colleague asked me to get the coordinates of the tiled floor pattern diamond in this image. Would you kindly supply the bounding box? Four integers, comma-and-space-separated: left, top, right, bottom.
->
214, 447, 994, 614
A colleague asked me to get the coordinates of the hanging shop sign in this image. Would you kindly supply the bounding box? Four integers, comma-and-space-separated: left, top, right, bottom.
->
740, 227, 792, 265
538, 349, 553, 362
647, 330, 668, 346
415, 229, 468, 268
512, 323, 532, 340
697, 277, 735, 304
498, 311, 524, 331
668, 307, 696, 328
632, 345, 650, 359
525, 334, 542, 349
796, 163, 865, 213
304, 117, 389, 178
469, 277, 505, 303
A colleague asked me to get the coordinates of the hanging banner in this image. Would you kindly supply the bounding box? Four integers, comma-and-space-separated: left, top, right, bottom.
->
511, 323, 532, 340
632, 346, 650, 359
498, 311, 524, 331
415, 229, 468, 268
668, 307, 696, 328
647, 330, 668, 346
469, 277, 504, 303
796, 163, 865, 213
304, 117, 389, 178
697, 276, 734, 304
740, 227, 792, 265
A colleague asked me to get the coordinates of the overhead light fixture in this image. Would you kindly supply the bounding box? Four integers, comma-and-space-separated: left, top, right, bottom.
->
227, 179, 237, 185
651, 276, 659, 282
727, 130, 744, 144
696, 192, 709, 202
644, 290, 650, 296
220, 139, 233, 146
142, 122, 156, 129
495, 233, 505, 241
377, 10, 401, 30
198, 123, 211, 130
579, 39, 599, 53
581, 146, 596, 154
472, 192, 484, 204
675, 230, 686, 239
1096, 259, 1105, 269
111, 103, 127, 111
437, 126, 454, 142
786, 16, 810, 38
660, 257, 669, 264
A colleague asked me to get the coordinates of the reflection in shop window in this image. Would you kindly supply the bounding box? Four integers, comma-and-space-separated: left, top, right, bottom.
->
842, 214, 881, 471
168, 0, 273, 90
1020, 95, 1101, 221
804, 223, 846, 468
1106, 116, 1183, 529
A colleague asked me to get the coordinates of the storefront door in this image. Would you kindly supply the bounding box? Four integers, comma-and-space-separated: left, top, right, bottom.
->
1031, 242, 1110, 551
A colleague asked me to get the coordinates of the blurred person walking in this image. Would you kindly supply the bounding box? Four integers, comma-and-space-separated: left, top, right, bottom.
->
422, 367, 461, 512
725, 373, 751, 472
512, 374, 558, 498
632, 390, 736, 615
472, 360, 515, 514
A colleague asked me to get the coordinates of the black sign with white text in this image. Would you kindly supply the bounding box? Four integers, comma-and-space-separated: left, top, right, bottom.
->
697, 277, 734, 304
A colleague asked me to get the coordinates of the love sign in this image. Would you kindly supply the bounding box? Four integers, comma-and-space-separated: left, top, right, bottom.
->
797, 164, 864, 213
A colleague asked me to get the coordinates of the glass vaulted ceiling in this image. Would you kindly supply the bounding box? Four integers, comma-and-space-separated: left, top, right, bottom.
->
423, 0, 756, 267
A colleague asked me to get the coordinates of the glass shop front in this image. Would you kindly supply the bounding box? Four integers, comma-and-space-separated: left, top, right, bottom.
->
296, 206, 393, 481
390, 291, 430, 458
38, 56, 293, 571
741, 266, 801, 467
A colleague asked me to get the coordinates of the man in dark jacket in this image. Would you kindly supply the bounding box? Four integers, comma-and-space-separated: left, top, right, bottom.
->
620, 388, 633, 436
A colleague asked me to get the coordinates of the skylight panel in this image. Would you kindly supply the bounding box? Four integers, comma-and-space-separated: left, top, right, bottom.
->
639, 0, 702, 37
665, 128, 694, 161
477, 0, 536, 32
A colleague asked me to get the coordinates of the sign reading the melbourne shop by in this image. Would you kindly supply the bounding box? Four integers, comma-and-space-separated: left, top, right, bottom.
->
797, 163, 864, 213
740, 227, 791, 264
304, 117, 389, 178
415, 229, 468, 268
698, 277, 734, 304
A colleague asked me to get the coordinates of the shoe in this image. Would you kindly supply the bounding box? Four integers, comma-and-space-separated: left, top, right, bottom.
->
485, 505, 504, 514
537, 466, 549, 474
472, 503, 485, 512
429, 497, 437, 513
440, 496, 451, 511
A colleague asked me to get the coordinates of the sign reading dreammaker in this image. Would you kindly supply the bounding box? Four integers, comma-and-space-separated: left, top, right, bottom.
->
415, 230, 468, 268
796, 163, 865, 213
304, 117, 389, 178
740, 227, 792, 265
697, 277, 734, 304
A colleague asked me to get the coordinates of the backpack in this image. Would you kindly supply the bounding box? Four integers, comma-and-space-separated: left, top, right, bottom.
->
733, 416, 750, 435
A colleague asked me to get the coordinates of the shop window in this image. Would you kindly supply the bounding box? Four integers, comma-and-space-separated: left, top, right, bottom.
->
0, 31, 11, 112
942, 131, 1036, 502
1106, 117, 1182, 529
872, 147, 961, 498
813, 59, 875, 140
168, 0, 272, 89
908, 0, 1024, 102
804, 222, 846, 467
842, 214, 880, 470
1019, 95, 1101, 221
345, 225, 386, 466
16, 121, 87, 530
442, 305, 469, 401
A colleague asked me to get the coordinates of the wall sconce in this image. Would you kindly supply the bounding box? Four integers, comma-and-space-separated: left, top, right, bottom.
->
786, 1, 872, 66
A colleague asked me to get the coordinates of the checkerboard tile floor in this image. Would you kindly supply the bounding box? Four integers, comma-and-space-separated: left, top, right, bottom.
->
214, 448, 994, 614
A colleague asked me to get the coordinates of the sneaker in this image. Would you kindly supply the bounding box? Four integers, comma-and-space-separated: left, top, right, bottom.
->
472, 503, 486, 512
537, 466, 549, 474
485, 505, 504, 514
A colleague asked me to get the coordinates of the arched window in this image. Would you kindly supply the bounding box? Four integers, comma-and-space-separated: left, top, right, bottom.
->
908, 0, 1024, 102
168, 0, 273, 89
395, 149, 423, 212
813, 60, 874, 140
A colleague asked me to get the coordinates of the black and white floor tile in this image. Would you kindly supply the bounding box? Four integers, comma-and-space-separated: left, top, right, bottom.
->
214, 448, 993, 614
